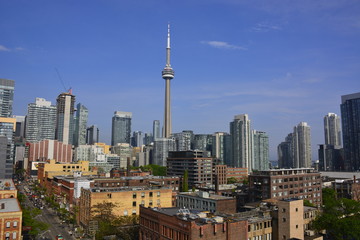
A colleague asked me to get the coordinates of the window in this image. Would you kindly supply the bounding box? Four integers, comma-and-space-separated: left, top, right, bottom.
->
141, 192, 145, 198
13, 221, 17, 227
296, 208, 298, 212
149, 192, 153, 197
282, 208, 286, 213
296, 225, 298, 229
132, 210, 136, 215
149, 200, 153, 206
157, 191, 161, 197
133, 201, 136, 207
141, 200, 145, 205
107, 193, 112, 198
133, 193, 137, 199
157, 199, 160, 205
282, 218, 286, 222
6, 222, 10, 228
124, 210, 128, 216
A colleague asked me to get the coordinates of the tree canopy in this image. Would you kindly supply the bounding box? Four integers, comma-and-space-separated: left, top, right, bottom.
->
312, 188, 360, 240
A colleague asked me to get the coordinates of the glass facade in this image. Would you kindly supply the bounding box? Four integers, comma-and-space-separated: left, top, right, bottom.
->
111, 111, 132, 146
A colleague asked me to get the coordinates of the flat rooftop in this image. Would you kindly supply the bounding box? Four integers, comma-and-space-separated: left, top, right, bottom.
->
179, 192, 233, 200
320, 171, 360, 180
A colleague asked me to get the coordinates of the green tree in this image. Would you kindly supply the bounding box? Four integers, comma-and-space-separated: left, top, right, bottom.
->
181, 170, 189, 192
227, 177, 238, 184
304, 199, 315, 207
312, 188, 360, 240
139, 164, 167, 176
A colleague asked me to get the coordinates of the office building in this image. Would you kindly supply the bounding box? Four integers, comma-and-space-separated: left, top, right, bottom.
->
318, 144, 343, 171
249, 168, 322, 206
153, 120, 160, 140
293, 122, 312, 168
74, 145, 105, 162
73, 103, 88, 147
167, 150, 213, 187
55, 92, 76, 145
14, 115, 25, 138
324, 113, 342, 147
162, 25, 175, 138
341, 92, 360, 171
230, 114, 252, 172
131, 131, 144, 147
111, 111, 132, 146
25, 98, 57, 142
278, 133, 293, 169
152, 138, 176, 166
86, 125, 99, 145
0, 79, 15, 118
252, 130, 269, 171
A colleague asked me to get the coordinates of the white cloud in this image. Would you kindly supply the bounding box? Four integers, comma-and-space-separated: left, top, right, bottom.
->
201, 41, 247, 50
252, 22, 282, 32
15, 47, 25, 51
0, 45, 11, 52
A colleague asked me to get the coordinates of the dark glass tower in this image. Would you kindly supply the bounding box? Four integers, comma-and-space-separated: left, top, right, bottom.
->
341, 92, 360, 171
111, 111, 132, 146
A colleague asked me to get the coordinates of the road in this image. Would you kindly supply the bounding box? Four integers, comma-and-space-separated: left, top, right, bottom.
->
18, 181, 75, 240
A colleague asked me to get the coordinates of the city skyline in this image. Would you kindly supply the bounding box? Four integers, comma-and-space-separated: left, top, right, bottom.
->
1, 1, 360, 160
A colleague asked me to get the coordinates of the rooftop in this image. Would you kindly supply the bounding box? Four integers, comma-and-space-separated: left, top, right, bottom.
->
0, 198, 21, 213
179, 191, 234, 200
0, 179, 15, 191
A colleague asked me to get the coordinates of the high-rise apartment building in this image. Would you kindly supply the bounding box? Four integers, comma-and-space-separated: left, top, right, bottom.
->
131, 131, 144, 147
25, 98, 57, 142
252, 130, 269, 171
192, 134, 212, 155
55, 92, 75, 145
73, 103, 88, 147
86, 125, 99, 145
341, 92, 360, 171
173, 130, 193, 151
153, 120, 160, 140
230, 114, 252, 172
324, 113, 342, 147
212, 132, 231, 165
0, 118, 16, 179
278, 133, 293, 169
111, 111, 132, 146
293, 122, 312, 168
0, 79, 15, 118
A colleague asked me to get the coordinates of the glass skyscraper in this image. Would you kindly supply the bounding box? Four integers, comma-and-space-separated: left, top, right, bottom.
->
73, 103, 88, 147
341, 92, 360, 171
0, 79, 15, 118
252, 130, 269, 171
111, 111, 132, 146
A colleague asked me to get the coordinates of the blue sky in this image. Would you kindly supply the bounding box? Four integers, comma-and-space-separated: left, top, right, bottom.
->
1, 0, 359, 160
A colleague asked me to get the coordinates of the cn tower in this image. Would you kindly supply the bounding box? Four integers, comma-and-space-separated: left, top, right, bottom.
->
162, 24, 175, 138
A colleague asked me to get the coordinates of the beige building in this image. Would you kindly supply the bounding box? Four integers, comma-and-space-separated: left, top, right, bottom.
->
94, 142, 111, 154
0, 180, 22, 240
277, 199, 304, 240
79, 186, 173, 228
37, 159, 96, 186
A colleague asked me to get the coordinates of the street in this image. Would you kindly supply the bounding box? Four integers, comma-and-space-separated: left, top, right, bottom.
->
18, 181, 75, 240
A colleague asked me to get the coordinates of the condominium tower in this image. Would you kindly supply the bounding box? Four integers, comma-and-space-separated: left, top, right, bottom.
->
55, 92, 75, 145
324, 113, 341, 147
25, 98, 57, 142
341, 92, 360, 171
111, 111, 132, 146
252, 130, 269, 171
0, 79, 15, 118
73, 103, 88, 147
293, 122, 312, 168
230, 114, 252, 172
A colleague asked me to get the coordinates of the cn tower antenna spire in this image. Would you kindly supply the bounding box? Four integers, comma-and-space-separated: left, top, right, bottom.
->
162, 23, 175, 138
